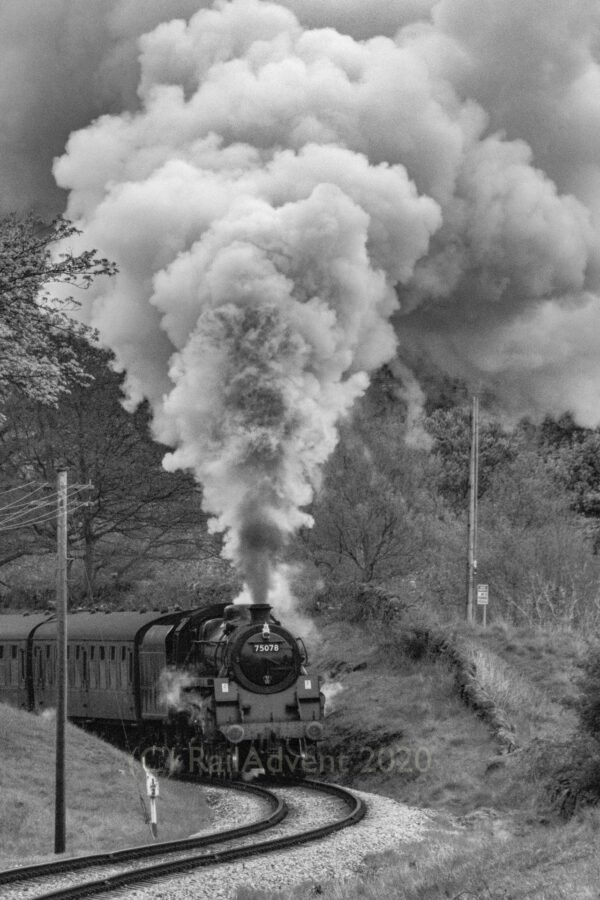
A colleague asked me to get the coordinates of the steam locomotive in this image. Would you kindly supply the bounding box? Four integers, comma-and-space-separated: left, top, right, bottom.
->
0, 602, 324, 775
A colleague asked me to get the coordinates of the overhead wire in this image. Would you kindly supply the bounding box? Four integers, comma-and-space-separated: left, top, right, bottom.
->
0, 483, 50, 514
0, 496, 58, 523
0, 500, 91, 532
0, 485, 93, 527
0, 480, 39, 498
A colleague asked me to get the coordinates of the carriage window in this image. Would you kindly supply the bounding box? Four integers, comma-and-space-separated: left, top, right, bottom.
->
11, 645, 17, 659
46, 645, 50, 658
90, 646, 95, 660
100, 647, 105, 661
121, 647, 126, 661
0, 646, 3, 659
110, 646, 116, 661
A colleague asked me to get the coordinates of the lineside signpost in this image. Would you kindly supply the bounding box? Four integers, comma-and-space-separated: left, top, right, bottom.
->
145, 769, 160, 839
477, 583, 489, 628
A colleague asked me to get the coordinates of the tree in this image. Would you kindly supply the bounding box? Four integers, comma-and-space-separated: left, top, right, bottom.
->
303, 405, 450, 585
0, 214, 116, 405
538, 412, 588, 450
534, 413, 600, 535
425, 405, 516, 510
477, 450, 600, 627
0, 341, 219, 597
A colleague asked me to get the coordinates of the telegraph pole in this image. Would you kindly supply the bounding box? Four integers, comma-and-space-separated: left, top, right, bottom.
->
466, 397, 479, 624
55, 469, 68, 854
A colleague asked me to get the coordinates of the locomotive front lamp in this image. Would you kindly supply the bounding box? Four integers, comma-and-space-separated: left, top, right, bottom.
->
226, 724, 245, 743
306, 722, 324, 741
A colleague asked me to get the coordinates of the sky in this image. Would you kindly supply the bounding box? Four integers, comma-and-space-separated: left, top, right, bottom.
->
2, 0, 600, 596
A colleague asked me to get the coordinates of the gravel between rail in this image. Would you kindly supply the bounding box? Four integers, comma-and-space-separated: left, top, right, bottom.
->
121, 785, 431, 900
102, 783, 430, 900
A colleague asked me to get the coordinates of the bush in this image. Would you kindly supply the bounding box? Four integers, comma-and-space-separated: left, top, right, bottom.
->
529, 736, 600, 818
578, 646, 600, 740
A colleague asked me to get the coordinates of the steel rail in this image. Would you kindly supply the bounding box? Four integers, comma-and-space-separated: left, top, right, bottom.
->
23, 779, 366, 900
0, 780, 284, 887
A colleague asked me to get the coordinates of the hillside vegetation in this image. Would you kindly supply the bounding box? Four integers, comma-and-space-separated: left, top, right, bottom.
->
2, 594, 600, 895
239, 594, 600, 899
0, 704, 212, 868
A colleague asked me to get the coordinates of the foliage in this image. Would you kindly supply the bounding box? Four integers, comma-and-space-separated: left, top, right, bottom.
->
0, 340, 219, 597
425, 405, 516, 510
578, 648, 600, 741
538, 411, 588, 449
0, 214, 116, 405
303, 405, 446, 585
549, 431, 600, 528
477, 449, 600, 627
536, 412, 600, 528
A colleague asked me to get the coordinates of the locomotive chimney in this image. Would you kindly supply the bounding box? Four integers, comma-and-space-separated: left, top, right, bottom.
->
249, 603, 271, 624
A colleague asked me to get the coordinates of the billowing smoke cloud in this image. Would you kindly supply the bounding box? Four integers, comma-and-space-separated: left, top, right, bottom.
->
51, 0, 443, 601
0, 0, 429, 217
5, 0, 600, 591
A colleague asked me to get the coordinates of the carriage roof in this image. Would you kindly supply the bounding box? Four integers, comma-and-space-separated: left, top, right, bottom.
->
1, 604, 228, 644
0, 613, 55, 642
33, 610, 176, 643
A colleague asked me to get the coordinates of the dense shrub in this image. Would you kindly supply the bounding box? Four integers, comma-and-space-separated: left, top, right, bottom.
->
578, 647, 600, 740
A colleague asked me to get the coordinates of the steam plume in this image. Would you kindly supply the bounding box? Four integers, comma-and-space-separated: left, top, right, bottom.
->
5, 0, 600, 592
52, 0, 444, 600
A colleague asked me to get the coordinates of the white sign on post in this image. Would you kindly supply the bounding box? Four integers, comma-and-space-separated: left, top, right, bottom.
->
476, 584, 489, 606
146, 773, 159, 798
144, 770, 159, 839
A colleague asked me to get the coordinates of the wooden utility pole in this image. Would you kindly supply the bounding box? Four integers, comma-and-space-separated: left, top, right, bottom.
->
55, 469, 68, 854
466, 397, 479, 624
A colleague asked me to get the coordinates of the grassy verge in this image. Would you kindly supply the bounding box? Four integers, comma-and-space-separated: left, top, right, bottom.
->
295, 604, 600, 899
238, 809, 600, 899
0, 703, 212, 867
314, 620, 503, 815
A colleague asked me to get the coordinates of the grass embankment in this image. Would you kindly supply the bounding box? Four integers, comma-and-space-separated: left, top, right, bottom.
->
313, 620, 499, 815
243, 607, 599, 900
0, 704, 212, 868
240, 810, 600, 899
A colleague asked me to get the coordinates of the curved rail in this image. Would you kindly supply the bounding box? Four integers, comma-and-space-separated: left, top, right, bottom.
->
9, 779, 366, 900
0, 780, 284, 887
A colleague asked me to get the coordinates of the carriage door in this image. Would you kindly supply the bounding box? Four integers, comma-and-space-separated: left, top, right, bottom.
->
82, 648, 89, 710
139, 625, 173, 719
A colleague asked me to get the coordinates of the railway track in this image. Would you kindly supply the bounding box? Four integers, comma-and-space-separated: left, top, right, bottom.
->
0, 778, 366, 900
